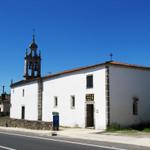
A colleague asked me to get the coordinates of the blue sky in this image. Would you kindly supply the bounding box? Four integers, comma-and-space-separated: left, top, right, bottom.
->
0, 0, 150, 92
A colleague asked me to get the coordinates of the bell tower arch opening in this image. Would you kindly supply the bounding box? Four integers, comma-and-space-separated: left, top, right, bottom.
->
24, 33, 41, 80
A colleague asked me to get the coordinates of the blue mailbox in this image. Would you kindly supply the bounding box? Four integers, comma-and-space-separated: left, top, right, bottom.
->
52, 112, 59, 131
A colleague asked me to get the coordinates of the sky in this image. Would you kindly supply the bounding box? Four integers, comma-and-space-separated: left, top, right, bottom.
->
0, 0, 150, 92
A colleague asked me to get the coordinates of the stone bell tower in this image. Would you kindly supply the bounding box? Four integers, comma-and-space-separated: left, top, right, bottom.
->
24, 34, 41, 80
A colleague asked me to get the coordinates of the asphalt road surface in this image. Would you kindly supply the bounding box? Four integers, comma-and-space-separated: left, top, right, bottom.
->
0, 131, 149, 150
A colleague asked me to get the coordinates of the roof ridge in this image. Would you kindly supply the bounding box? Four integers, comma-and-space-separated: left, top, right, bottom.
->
109, 61, 150, 68
11, 61, 150, 88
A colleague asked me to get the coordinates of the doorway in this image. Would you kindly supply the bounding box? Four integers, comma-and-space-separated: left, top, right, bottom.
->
86, 104, 94, 127
21, 106, 25, 119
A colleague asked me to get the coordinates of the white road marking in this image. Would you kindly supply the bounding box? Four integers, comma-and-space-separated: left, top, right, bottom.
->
0, 145, 16, 150
0, 131, 128, 150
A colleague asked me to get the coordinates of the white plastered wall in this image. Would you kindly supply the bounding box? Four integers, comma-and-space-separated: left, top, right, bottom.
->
109, 65, 150, 126
10, 81, 38, 120
0, 105, 4, 112
42, 66, 107, 130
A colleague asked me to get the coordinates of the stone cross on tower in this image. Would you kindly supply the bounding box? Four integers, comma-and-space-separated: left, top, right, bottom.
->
24, 33, 41, 80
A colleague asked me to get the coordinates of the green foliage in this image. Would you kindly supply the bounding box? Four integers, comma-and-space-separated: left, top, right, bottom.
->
107, 122, 150, 132
143, 128, 150, 132
0, 112, 9, 117
107, 123, 123, 131
130, 122, 150, 131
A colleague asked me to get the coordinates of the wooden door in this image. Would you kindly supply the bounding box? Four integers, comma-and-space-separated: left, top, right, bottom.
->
86, 104, 94, 127
21, 106, 25, 119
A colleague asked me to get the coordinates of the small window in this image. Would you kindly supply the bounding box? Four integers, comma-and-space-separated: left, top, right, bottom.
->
54, 96, 58, 107
22, 89, 25, 97
71, 96, 75, 109
86, 75, 93, 88
133, 97, 139, 115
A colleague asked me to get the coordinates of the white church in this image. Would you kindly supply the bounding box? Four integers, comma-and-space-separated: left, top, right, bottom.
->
10, 36, 150, 130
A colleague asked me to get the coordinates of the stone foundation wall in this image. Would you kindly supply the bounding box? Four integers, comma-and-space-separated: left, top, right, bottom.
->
0, 117, 52, 130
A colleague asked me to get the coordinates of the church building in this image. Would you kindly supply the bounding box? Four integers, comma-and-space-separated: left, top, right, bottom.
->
10, 37, 150, 130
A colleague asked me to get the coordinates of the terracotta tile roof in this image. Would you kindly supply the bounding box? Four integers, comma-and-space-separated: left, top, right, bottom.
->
42, 62, 107, 80
109, 61, 150, 69
10, 78, 40, 88
43, 61, 150, 80
11, 61, 150, 88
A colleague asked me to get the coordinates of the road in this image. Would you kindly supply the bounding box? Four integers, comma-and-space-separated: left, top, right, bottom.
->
0, 131, 149, 150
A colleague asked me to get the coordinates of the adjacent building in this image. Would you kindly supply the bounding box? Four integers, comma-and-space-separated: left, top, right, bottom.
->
0, 86, 10, 115
10, 37, 150, 130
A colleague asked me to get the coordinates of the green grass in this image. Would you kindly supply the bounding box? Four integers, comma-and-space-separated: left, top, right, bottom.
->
107, 123, 150, 133
143, 128, 150, 132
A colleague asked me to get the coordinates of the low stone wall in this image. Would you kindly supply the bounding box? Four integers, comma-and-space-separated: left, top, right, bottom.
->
0, 117, 52, 130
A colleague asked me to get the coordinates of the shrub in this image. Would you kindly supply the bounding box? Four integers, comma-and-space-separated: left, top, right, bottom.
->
130, 122, 150, 131
107, 122, 150, 132
107, 123, 123, 131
